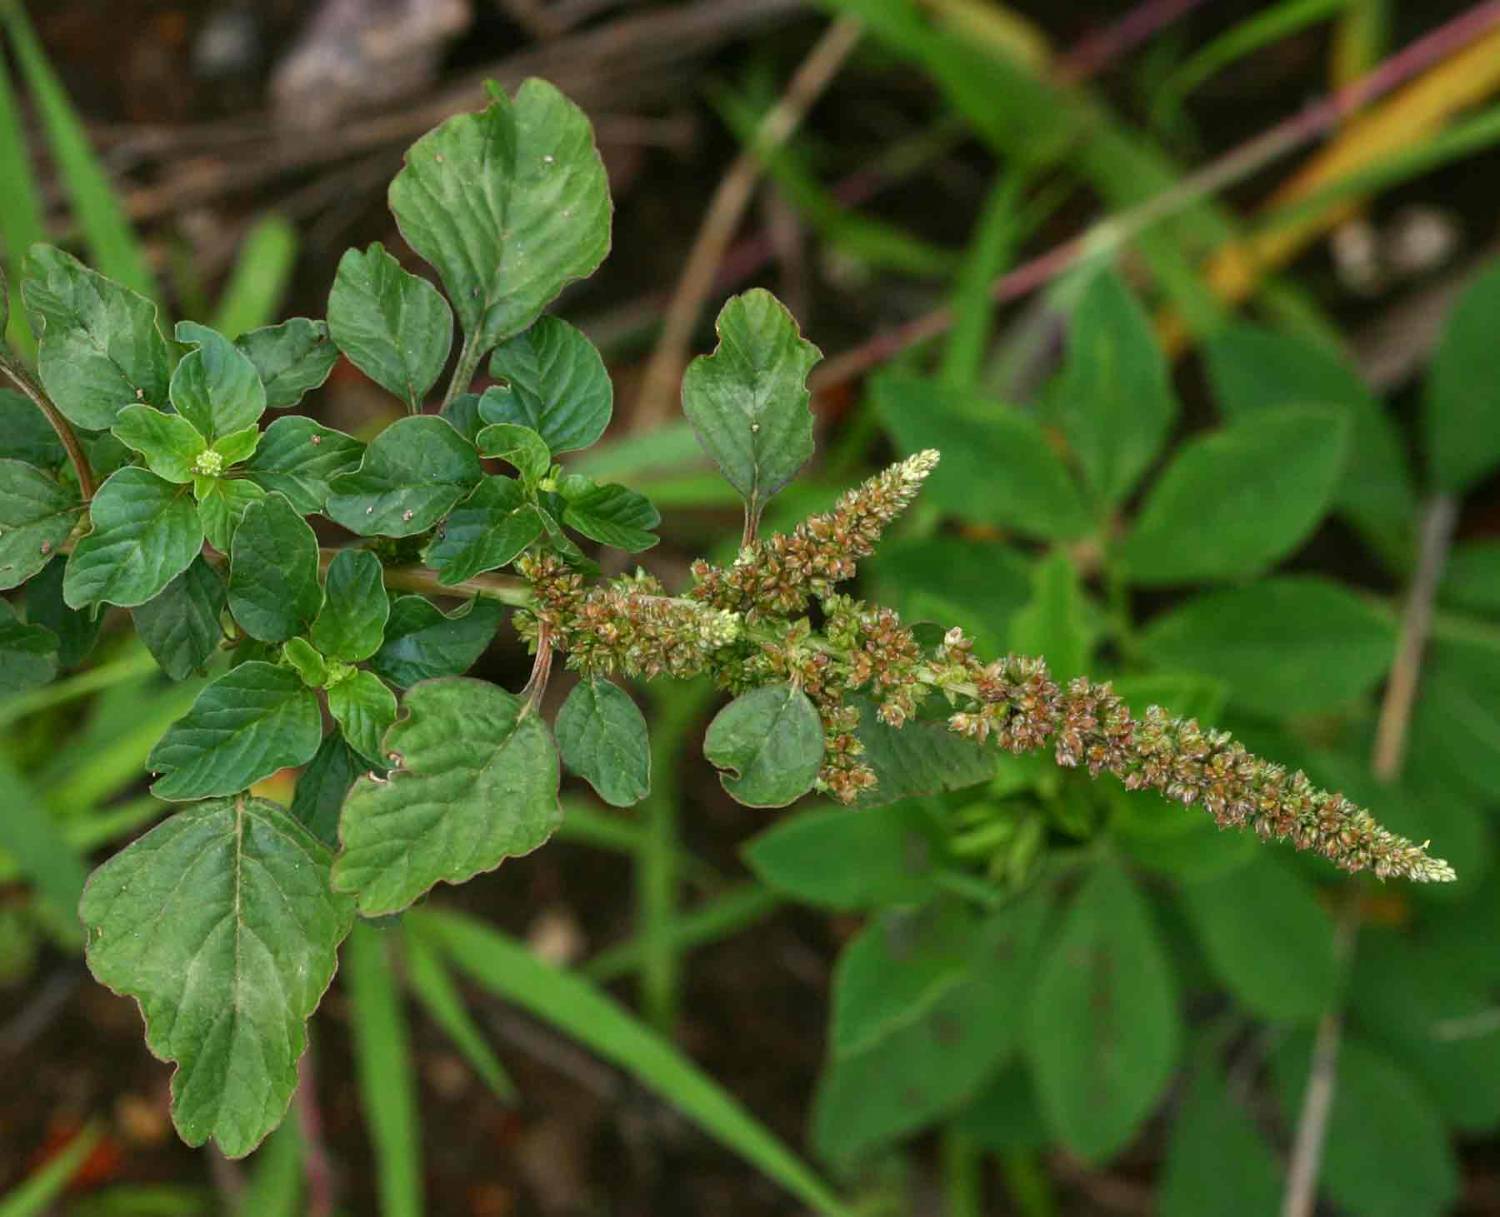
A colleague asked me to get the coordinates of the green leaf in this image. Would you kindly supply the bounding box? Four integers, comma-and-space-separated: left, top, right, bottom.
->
1139, 576, 1396, 717
195, 476, 266, 553
680, 289, 819, 531
79, 797, 354, 1158
212, 214, 296, 340
1159, 1053, 1281, 1217
0, 597, 57, 694
1008, 549, 1091, 683
1181, 854, 1336, 1021
388, 78, 611, 353
422, 475, 544, 585
703, 683, 823, 808
23, 555, 100, 666
329, 669, 397, 765
245, 415, 365, 514
1026, 860, 1180, 1160
369, 595, 504, 687
1274, 1035, 1458, 1217
744, 802, 944, 910
111, 404, 206, 484
441, 391, 484, 442
1409, 633, 1500, 802
0, 458, 81, 589
131, 557, 225, 680
873, 372, 1091, 539
555, 676, 649, 806
852, 697, 997, 808
1441, 540, 1500, 615
1122, 407, 1348, 584
21, 244, 169, 430
282, 636, 328, 688
63, 467, 202, 608
327, 243, 452, 411
170, 321, 267, 440
326, 415, 482, 537
411, 907, 851, 1217
332, 677, 562, 915
148, 661, 323, 800
0, 389, 66, 469
812, 889, 1049, 1163
210, 425, 261, 468
227, 494, 323, 643
480, 316, 612, 452
1052, 269, 1177, 505
871, 535, 1033, 657
291, 733, 362, 848
475, 422, 551, 485
310, 549, 389, 662
1425, 263, 1500, 495
235, 317, 339, 409
558, 476, 659, 551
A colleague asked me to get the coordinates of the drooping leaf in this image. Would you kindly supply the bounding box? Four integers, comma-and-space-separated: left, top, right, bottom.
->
327, 243, 452, 411
291, 733, 363, 848
1122, 407, 1348, 584
368, 595, 505, 687
0, 458, 82, 589
555, 676, 650, 806
79, 797, 354, 1158
227, 494, 323, 643
475, 422, 550, 485
681, 289, 819, 531
423, 475, 544, 585
1425, 263, 1500, 495
328, 669, 398, 765
388, 79, 611, 354
558, 476, 659, 551
195, 476, 267, 553
332, 677, 562, 915
479, 316, 612, 452
148, 661, 323, 800
1160, 1053, 1282, 1217
326, 415, 482, 537
703, 683, 823, 808
0, 596, 57, 694
170, 321, 267, 441
235, 317, 339, 409
310, 548, 389, 662
111, 404, 206, 484
1026, 860, 1180, 1161
245, 415, 365, 514
21, 244, 169, 430
63, 467, 202, 608
131, 557, 226, 680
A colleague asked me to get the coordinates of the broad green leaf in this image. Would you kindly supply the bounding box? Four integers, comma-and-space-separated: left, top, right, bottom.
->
210, 425, 261, 468
63, 467, 202, 608
388, 79, 611, 353
441, 391, 484, 442
310, 549, 389, 661
327, 243, 452, 410
1406, 633, 1500, 802
0, 755, 85, 940
245, 415, 365, 514
291, 733, 362, 848
195, 476, 266, 552
480, 316, 612, 452
555, 676, 649, 806
369, 595, 504, 687
1140, 576, 1395, 717
402, 924, 517, 1102
681, 290, 818, 531
412, 908, 851, 1217
558, 476, 659, 551
332, 677, 561, 915
227, 494, 323, 642
326, 415, 482, 537
0, 597, 56, 694
744, 802, 944, 910
1181, 854, 1336, 1021
423, 475, 544, 584
703, 683, 823, 808
0, 458, 81, 588
170, 321, 267, 440
475, 422, 550, 485
812, 889, 1049, 1163
1425, 263, 1500, 494
871, 535, 1033, 657
1205, 323, 1415, 564
148, 661, 323, 800
23, 555, 100, 666
79, 797, 354, 1157
111, 404, 206, 484
1052, 269, 1177, 505
329, 669, 397, 765
1441, 540, 1500, 615
1122, 407, 1348, 584
21, 244, 168, 430
131, 557, 225, 680
1274, 1035, 1458, 1217
0, 389, 66, 469
1008, 549, 1091, 683
874, 372, 1091, 539
1160, 1054, 1281, 1217
852, 697, 997, 808
1026, 860, 1180, 1160
236, 317, 338, 409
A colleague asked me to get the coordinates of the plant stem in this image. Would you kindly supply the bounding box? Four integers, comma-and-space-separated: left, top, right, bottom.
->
0, 349, 95, 498
440, 331, 484, 412
940, 1125, 983, 1217
999, 1148, 1058, 1217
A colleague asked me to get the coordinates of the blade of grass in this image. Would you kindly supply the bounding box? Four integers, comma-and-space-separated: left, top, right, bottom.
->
402, 923, 519, 1104
940, 171, 1029, 389
0, 1123, 101, 1217
67, 1184, 212, 1216
210, 215, 297, 338
0, 47, 43, 354
0, 0, 155, 298
0, 755, 87, 942
237, 1121, 302, 1217
1332, 0, 1391, 88
345, 923, 424, 1217
412, 907, 853, 1217
0, 644, 158, 731
553, 798, 724, 889
584, 883, 783, 983
0, 797, 164, 885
